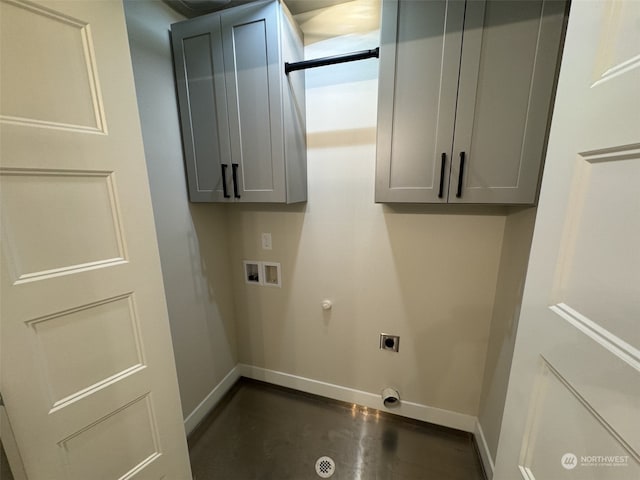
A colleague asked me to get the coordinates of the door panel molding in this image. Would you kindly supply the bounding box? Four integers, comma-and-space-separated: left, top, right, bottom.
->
519, 358, 639, 479
550, 304, 640, 371
0, 0, 107, 133
0, 168, 128, 284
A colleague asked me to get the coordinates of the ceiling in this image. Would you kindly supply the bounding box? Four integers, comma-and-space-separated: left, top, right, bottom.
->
295, 0, 380, 45
164, 0, 356, 17
163, 0, 380, 47
286, 0, 355, 15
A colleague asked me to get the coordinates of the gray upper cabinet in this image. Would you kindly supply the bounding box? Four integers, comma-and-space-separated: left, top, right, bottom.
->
172, 14, 230, 202
375, 0, 566, 204
171, 0, 307, 203
376, 0, 465, 203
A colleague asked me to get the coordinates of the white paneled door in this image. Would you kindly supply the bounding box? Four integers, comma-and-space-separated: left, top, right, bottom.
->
0, 0, 192, 478
495, 1, 640, 479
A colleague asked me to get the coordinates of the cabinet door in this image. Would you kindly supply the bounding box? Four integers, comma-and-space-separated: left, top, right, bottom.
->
449, 0, 566, 204
172, 16, 232, 202
375, 0, 465, 203
221, 1, 286, 203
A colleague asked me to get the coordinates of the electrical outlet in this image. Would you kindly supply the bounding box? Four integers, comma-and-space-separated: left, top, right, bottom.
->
261, 233, 272, 250
380, 334, 400, 352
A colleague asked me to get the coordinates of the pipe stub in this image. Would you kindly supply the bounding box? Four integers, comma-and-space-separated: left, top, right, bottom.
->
381, 387, 400, 408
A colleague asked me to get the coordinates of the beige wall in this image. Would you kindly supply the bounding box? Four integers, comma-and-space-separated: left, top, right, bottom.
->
124, 0, 237, 419
229, 24, 506, 416
478, 207, 537, 459
123, 0, 532, 427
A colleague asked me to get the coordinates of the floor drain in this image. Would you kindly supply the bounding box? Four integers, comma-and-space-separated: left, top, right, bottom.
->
315, 456, 336, 478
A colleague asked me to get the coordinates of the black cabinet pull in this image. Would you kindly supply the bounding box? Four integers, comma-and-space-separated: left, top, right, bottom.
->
221, 164, 230, 198
438, 153, 446, 198
456, 151, 466, 198
232, 163, 241, 198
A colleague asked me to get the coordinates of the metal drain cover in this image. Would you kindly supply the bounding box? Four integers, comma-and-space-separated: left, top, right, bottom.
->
315, 456, 335, 478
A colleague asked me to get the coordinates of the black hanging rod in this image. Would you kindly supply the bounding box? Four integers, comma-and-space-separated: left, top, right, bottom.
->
285, 47, 379, 75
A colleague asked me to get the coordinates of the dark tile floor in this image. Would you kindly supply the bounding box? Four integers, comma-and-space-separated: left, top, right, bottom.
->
189, 379, 486, 480
1, 441, 14, 480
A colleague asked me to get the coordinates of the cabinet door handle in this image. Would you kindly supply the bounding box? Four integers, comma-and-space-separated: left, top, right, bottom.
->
232, 163, 241, 199
438, 153, 446, 198
456, 151, 466, 198
221, 164, 230, 198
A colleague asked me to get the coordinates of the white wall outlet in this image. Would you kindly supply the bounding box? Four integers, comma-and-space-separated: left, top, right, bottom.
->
261, 233, 272, 250
243, 261, 261, 285
261, 262, 281, 288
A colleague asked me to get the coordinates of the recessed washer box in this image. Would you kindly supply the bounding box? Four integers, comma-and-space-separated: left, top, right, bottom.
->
243, 261, 261, 285
262, 262, 281, 288
243, 261, 281, 287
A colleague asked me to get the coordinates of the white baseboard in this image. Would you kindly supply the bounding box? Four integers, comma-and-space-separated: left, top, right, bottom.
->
474, 420, 495, 479
237, 364, 476, 433
183, 365, 240, 435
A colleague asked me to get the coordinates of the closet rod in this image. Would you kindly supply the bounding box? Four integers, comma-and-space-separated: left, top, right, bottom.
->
285, 47, 379, 75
